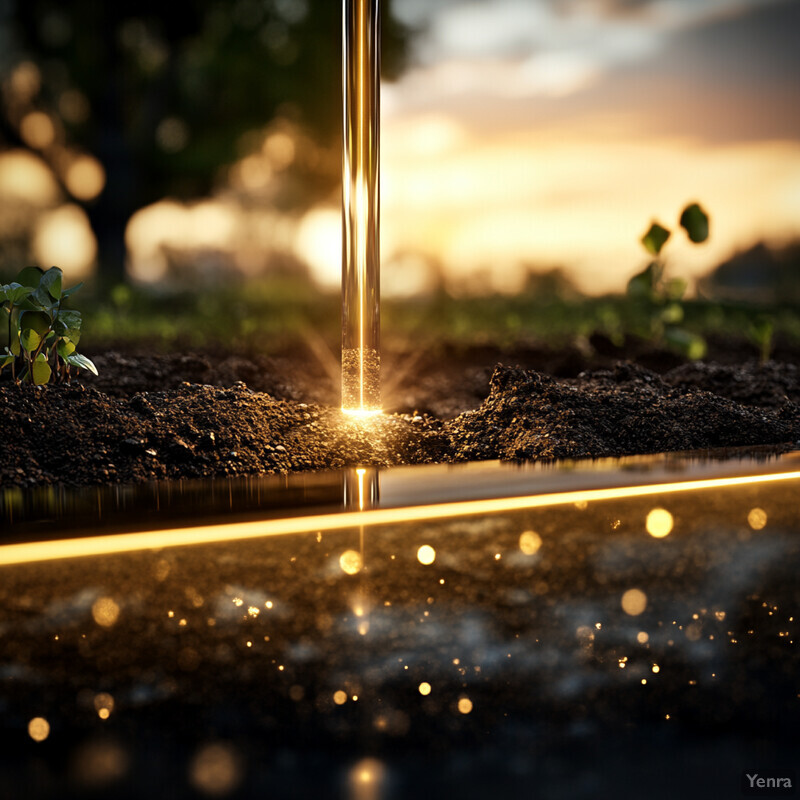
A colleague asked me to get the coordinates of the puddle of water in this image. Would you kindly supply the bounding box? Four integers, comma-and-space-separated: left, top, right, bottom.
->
1, 446, 797, 543
0, 449, 798, 798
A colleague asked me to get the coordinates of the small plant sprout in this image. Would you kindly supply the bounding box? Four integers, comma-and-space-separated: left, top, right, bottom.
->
627, 202, 710, 360
0, 266, 97, 385
747, 315, 774, 365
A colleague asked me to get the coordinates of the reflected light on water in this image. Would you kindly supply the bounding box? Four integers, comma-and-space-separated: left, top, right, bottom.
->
1, 471, 798, 567
646, 508, 674, 538
416, 545, 436, 565
91, 597, 120, 627
73, 740, 129, 788
621, 588, 648, 616
747, 507, 768, 530
519, 530, 542, 555
27, 717, 49, 742
347, 758, 386, 800
457, 697, 473, 715
340, 549, 363, 575
188, 743, 242, 796
94, 693, 114, 720
334, 690, 348, 705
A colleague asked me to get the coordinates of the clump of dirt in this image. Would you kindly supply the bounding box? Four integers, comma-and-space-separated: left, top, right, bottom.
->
0, 382, 449, 487
1, 352, 798, 487
448, 362, 799, 462
663, 361, 800, 408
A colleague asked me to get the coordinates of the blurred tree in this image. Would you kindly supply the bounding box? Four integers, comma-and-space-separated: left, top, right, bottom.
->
0, 0, 410, 285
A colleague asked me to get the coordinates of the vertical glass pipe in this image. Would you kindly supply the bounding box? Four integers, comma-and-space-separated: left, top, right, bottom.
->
342, 0, 380, 413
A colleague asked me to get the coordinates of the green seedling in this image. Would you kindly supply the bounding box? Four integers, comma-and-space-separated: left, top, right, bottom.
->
0, 266, 97, 385
626, 202, 709, 360
747, 315, 774, 365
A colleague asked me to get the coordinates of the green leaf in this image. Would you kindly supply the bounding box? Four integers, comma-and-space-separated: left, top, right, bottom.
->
660, 303, 684, 324
0, 350, 14, 371
19, 310, 51, 335
4, 283, 37, 304
32, 355, 52, 385
56, 310, 82, 334
626, 263, 659, 299
32, 284, 56, 310
16, 266, 44, 287
20, 328, 41, 352
679, 203, 709, 244
641, 223, 671, 256
17, 295, 45, 312
61, 282, 84, 299
40, 267, 63, 300
665, 328, 707, 360
57, 338, 76, 358
10, 336, 20, 356
66, 352, 98, 376
664, 278, 687, 301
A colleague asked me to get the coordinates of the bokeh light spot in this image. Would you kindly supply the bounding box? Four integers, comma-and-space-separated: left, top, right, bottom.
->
188, 743, 242, 796
747, 507, 767, 530
519, 530, 542, 555
339, 549, 363, 575
28, 717, 49, 742
91, 597, 120, 627
646, 508, 673, 538
621, 588, 647, 616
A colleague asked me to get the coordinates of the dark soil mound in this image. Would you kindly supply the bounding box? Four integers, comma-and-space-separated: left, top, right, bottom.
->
0, 382, 449, 487
663, 360, 800, 408
448, 362, 799, 462
1, 353, 798, 487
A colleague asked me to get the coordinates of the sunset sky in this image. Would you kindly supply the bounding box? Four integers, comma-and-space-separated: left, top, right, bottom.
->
3, 0, 798, 296
300, 0, 800, 295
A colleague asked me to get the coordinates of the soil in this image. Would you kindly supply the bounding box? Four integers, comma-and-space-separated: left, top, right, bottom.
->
1, 341, 799, 487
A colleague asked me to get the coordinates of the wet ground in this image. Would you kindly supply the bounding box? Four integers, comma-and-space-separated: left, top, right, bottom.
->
0, 454, 798, 799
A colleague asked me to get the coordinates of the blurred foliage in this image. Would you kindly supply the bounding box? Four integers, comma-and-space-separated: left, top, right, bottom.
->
56, 276, 800, 362
626, 203, 711, 360
0, 0, 411, 280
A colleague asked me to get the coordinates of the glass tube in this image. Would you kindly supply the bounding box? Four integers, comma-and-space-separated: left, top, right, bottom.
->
342, 0, 380, 413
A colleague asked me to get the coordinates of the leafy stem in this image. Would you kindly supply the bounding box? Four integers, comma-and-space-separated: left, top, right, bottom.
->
0, 267, 97, 385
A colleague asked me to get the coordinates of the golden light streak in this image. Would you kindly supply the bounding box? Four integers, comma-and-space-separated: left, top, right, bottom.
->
342, 0, 380, 413
1, 470, 798, 567
358, 0, 365, 409
341, 408, 383, 419
357, 467, 366, 511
